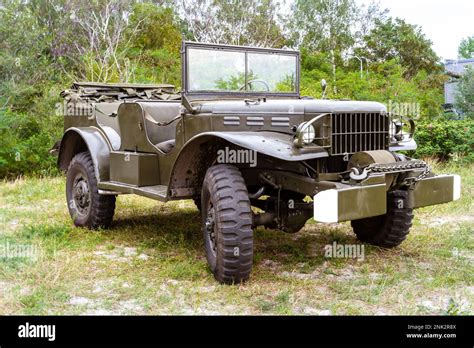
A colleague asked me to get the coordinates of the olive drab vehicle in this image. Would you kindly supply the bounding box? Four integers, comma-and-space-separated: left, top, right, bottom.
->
52, 42, 461, 284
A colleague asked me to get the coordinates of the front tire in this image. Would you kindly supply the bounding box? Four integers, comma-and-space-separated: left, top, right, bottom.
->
201, 164, 253, 284
66, 152, 116, 229
351, 190, 413, 248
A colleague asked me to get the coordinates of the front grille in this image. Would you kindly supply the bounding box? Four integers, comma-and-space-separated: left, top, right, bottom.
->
331, 112, 389, 155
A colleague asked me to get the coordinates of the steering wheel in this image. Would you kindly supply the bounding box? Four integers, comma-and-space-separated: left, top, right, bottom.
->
239, 79, 270, 92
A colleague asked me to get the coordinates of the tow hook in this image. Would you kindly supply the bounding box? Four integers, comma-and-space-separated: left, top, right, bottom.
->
349, 167, 369, 181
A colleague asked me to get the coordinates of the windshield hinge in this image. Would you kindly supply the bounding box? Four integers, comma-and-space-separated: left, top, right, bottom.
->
181, 92, 197, 114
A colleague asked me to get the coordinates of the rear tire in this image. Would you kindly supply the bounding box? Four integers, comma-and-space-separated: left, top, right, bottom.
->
66, 152, 116, 229
201, 164, 253, 284
351, 190, 413, 248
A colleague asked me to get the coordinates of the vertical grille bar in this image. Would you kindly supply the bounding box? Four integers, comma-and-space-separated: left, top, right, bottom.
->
376, 113, 379, 150
331, 112, 388, 155
344, 114, 347, 154
364, 113, 367, 152
349, 113, 352, 154
369, 113, 372, 151
339, 113, 342, 154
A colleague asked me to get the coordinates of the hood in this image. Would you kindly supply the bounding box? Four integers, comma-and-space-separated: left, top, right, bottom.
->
197, 98, 387, 115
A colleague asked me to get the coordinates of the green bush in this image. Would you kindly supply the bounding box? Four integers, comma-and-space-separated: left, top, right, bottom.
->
413, 119, 474, 163
0, 101, 62, 178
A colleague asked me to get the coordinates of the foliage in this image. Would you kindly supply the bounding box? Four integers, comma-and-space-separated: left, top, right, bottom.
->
414, 119, 474, 163
356, 17, 442, 78
0, 1, 71, 177
290, 0, 357, 94
0, 0, 470, 177
0, 108, 62, 177
454, 66, 474, 118
179, 0, 287, 47
300, 57, 445, 119
290, 0, 356, 53
71, 1, 140, 83
458, 36, 474, 59
125, 3, 182, 86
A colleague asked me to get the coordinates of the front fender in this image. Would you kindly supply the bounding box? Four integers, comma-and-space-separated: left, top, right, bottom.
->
58, 127, 111, 182
167, 131, 328, 198
188, 131, 328, 161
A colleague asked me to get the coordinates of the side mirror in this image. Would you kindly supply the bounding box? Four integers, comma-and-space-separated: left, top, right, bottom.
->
321, 79, 327, 99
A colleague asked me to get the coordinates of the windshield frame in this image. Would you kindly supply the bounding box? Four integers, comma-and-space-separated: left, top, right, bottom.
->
181, 41, 300, 99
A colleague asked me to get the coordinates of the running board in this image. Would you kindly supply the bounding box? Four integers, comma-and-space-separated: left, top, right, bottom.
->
98, 181, 168, 201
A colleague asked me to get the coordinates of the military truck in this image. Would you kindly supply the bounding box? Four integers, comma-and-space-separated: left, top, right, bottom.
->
52, 41, 461, 284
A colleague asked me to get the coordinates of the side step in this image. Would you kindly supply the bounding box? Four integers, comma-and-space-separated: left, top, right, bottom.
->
98, 181, 168, 201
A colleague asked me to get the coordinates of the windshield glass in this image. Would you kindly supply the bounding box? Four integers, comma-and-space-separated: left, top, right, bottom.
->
186, 47, 298, 94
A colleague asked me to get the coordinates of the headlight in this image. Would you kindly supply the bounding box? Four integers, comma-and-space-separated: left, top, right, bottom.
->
302, 124, 316, 144
293, 113, 330, 148
389, 120, 403, 141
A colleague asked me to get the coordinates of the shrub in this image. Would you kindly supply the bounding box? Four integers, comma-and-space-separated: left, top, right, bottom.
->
0, 107, 62, 178
413, 119, 474, 163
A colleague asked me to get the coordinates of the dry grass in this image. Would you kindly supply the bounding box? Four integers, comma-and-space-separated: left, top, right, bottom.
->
0, 163, 472, 315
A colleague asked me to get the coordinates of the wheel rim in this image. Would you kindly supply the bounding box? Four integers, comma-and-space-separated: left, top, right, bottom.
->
72, 173, 91, 216
205, 202, 217, 257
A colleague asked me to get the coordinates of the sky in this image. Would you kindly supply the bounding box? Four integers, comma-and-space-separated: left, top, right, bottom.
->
356, 0, 474, 61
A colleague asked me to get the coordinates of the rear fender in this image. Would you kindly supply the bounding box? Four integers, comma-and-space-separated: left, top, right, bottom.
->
57, 127, 111, 182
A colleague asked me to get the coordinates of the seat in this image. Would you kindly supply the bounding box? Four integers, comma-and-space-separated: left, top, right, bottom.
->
155, 139, 175, 153
139, 102, 180, 154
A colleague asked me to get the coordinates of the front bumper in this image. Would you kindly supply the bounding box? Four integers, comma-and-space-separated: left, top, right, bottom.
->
313, 174, 461, 223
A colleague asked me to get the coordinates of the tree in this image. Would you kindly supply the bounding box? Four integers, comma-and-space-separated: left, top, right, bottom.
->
0, 0, 70, 111
352, 1, 389, 50
178, 0, 286, 47
67, 0, 142, 82
125, 3, 182, 85
128, 3, 181, 53
458, 36, 474, 59
290, 0, 358, 94
357, 17, 441, 78
455, 66, 474, 117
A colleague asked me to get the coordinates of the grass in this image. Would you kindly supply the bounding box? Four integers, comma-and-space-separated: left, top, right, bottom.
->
0, 162, 472, 315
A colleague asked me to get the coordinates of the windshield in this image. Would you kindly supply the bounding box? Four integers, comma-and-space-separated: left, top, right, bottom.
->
185, 44, 299, 95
